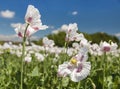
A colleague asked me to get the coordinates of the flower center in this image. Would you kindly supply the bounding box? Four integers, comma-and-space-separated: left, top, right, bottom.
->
70, 58, 77, 65
103, 46, 110, 52
18, 32, 23, 37
27, 17, 32, 23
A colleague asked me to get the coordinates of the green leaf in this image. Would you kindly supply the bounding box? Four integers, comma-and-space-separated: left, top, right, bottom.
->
62, 77, 69, 87
107, 76, 113, 88
27, 66, 39, 77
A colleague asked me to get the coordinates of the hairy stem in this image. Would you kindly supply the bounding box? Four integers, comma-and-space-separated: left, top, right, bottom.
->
21, 23, 29, 89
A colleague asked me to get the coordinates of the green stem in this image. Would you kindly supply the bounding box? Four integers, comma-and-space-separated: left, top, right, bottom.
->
102, 53, 106, 89
20, 23, 29, 89
87, 78, 96, 89
106, 54, 108, 88
85, 80, 87, 89
58, 78, 62, 89
64, 41, 67, 53
103, 65, 105, 89
64, 41, 69, 62
77, 82, 81, 89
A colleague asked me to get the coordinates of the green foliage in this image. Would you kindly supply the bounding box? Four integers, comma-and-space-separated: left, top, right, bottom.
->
0, 41, 4, 45
27, 66, 39, 77
0, 31, 119, 47
84, 32, 119, 44
48, 31, 66, 47
34, 31, 120, 47
0, 51, 120, 88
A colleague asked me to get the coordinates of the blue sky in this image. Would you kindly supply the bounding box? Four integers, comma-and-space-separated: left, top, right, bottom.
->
0, 0, 120, 41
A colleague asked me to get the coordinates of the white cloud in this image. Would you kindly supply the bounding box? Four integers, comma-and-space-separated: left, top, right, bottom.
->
0, 34, 18, 41
52, 23, 78, 34
72, 11, 78, 15
61, 24, 68, 31
114, 33, 120, 40
0, 10, 15, 18
52, 30, 60, 34
30, 36, 39, 41
48, 25, 55, 29
52, 24, 68, 34
115, 33, 120, 37
0, 34, 39, 42
11, 23, 22, 28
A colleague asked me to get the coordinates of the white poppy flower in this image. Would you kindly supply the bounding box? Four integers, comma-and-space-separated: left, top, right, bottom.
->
67, 48, 77, 56
74, 53, 88, 62
67, 23, 78, 34
24, 54, 32, 63
68, 33, 85, 42
14, 5, 48, 38
25, 5, 48, 30
3, 42, 11, 49
15, 23, 36, 38
70, 62, 91, 82
100, 41, 111, 52
74, 33, 85, 41
57, 52, 91, 82
35, 53, 44, 62
64, 23, 83, 42
57, 62, 72, 77
110, 42, 118, 52
43, 37, 55, 47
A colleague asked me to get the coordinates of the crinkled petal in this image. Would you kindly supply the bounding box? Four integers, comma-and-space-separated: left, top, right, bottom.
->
70, 62, 91, 82
58, 62, 71, 77
25, 5, 41, 23
25, 5, 48, 30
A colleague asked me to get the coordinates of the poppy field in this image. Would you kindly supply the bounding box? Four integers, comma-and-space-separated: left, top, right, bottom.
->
0, 5, 120, 89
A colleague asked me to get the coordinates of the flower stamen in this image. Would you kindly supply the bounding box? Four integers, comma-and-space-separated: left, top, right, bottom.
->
70, 58, 77, 65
